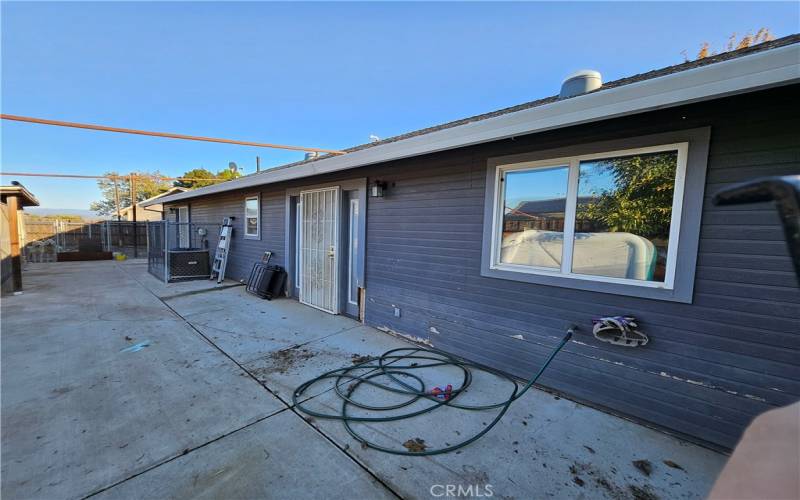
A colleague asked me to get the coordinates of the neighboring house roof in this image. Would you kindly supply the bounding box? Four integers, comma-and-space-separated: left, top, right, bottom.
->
147, 35, 800, 207
121, 186, 187, 214
506, 198, 594, 219
0, 183, 40, 207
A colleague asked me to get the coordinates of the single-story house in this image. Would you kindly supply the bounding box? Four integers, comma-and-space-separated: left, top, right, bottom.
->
146, 35, 800, 450
119, 187, 188, 221
1, 182, 40, 294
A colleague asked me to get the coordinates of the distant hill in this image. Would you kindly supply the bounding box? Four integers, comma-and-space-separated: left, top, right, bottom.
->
24, 207, 111, 221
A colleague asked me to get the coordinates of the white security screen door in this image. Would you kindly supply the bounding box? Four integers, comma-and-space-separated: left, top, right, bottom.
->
299, 187, 340, 313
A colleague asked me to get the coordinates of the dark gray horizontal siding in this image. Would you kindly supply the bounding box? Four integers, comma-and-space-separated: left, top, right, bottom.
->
364, 85, 800, 449
176, 189, 286, 283
366, 278, 799, 394
165, 85, 799, 450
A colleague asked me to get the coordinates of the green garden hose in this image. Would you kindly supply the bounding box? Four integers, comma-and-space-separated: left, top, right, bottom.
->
293, 327, 574, 456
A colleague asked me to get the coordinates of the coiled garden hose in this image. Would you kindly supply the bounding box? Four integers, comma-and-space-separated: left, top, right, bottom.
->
293, 327, 574, 456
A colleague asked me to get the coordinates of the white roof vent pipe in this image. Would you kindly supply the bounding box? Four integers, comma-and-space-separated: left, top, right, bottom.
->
559, 70, 602, 99
304, 152, 320, 161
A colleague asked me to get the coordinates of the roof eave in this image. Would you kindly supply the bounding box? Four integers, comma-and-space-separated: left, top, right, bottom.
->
136, 187, 188, 206
148, 42, 800, 207
1, 186, 40, 207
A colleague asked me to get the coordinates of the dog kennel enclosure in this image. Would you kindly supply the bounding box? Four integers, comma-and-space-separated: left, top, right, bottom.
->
147, 220, 221, 282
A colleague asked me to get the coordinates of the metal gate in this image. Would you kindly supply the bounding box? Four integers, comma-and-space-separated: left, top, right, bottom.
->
299, 187, 340, 313
147, 221, 167, 281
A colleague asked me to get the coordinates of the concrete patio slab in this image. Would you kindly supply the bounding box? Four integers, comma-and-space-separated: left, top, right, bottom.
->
92, 410, 396, 500
300, 359, 727, 500
243, 324, 414, 401
4, 260, 174, 326
165, 286, 359, 364
118, 259, 242, 299
1, 263, 285, 500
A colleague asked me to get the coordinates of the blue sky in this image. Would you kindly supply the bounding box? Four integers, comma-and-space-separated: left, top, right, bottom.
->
505, 166, 569, 210
2, 1, 798, 210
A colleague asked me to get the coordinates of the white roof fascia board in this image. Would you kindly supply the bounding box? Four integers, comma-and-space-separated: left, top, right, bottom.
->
123, 188, 186, 213
138, 186, 186, 203
148, 43, 800, 207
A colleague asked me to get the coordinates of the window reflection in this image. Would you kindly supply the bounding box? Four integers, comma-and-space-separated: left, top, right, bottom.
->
245, 197, 259, 235
574, 151, 678, 282
500, 166, 569, 268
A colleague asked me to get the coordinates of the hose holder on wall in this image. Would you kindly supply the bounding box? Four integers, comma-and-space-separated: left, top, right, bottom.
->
592, 316, 649, 347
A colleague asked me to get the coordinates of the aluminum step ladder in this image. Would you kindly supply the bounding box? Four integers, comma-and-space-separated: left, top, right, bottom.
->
210, 217, 234, 284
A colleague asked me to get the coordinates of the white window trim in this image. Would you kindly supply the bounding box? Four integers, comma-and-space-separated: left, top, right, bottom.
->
489, 142, 689, 290
244, 194, 260, 240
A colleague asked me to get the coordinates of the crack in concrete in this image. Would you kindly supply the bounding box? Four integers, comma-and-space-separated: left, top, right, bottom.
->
82, 410, 290, 499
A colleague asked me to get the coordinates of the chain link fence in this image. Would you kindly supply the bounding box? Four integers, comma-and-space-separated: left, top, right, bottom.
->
22, 220, 147, 262
147, 221, 221, 282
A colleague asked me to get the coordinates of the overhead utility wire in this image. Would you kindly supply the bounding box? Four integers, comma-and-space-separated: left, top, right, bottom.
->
0, 171, 228, 183
0, 114, 347, 155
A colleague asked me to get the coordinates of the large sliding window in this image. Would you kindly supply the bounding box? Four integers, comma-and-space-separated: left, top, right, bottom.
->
490, 143, 688, 290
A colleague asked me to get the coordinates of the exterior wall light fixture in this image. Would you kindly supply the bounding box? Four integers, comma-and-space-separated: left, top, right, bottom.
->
369, 180, 387, 198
